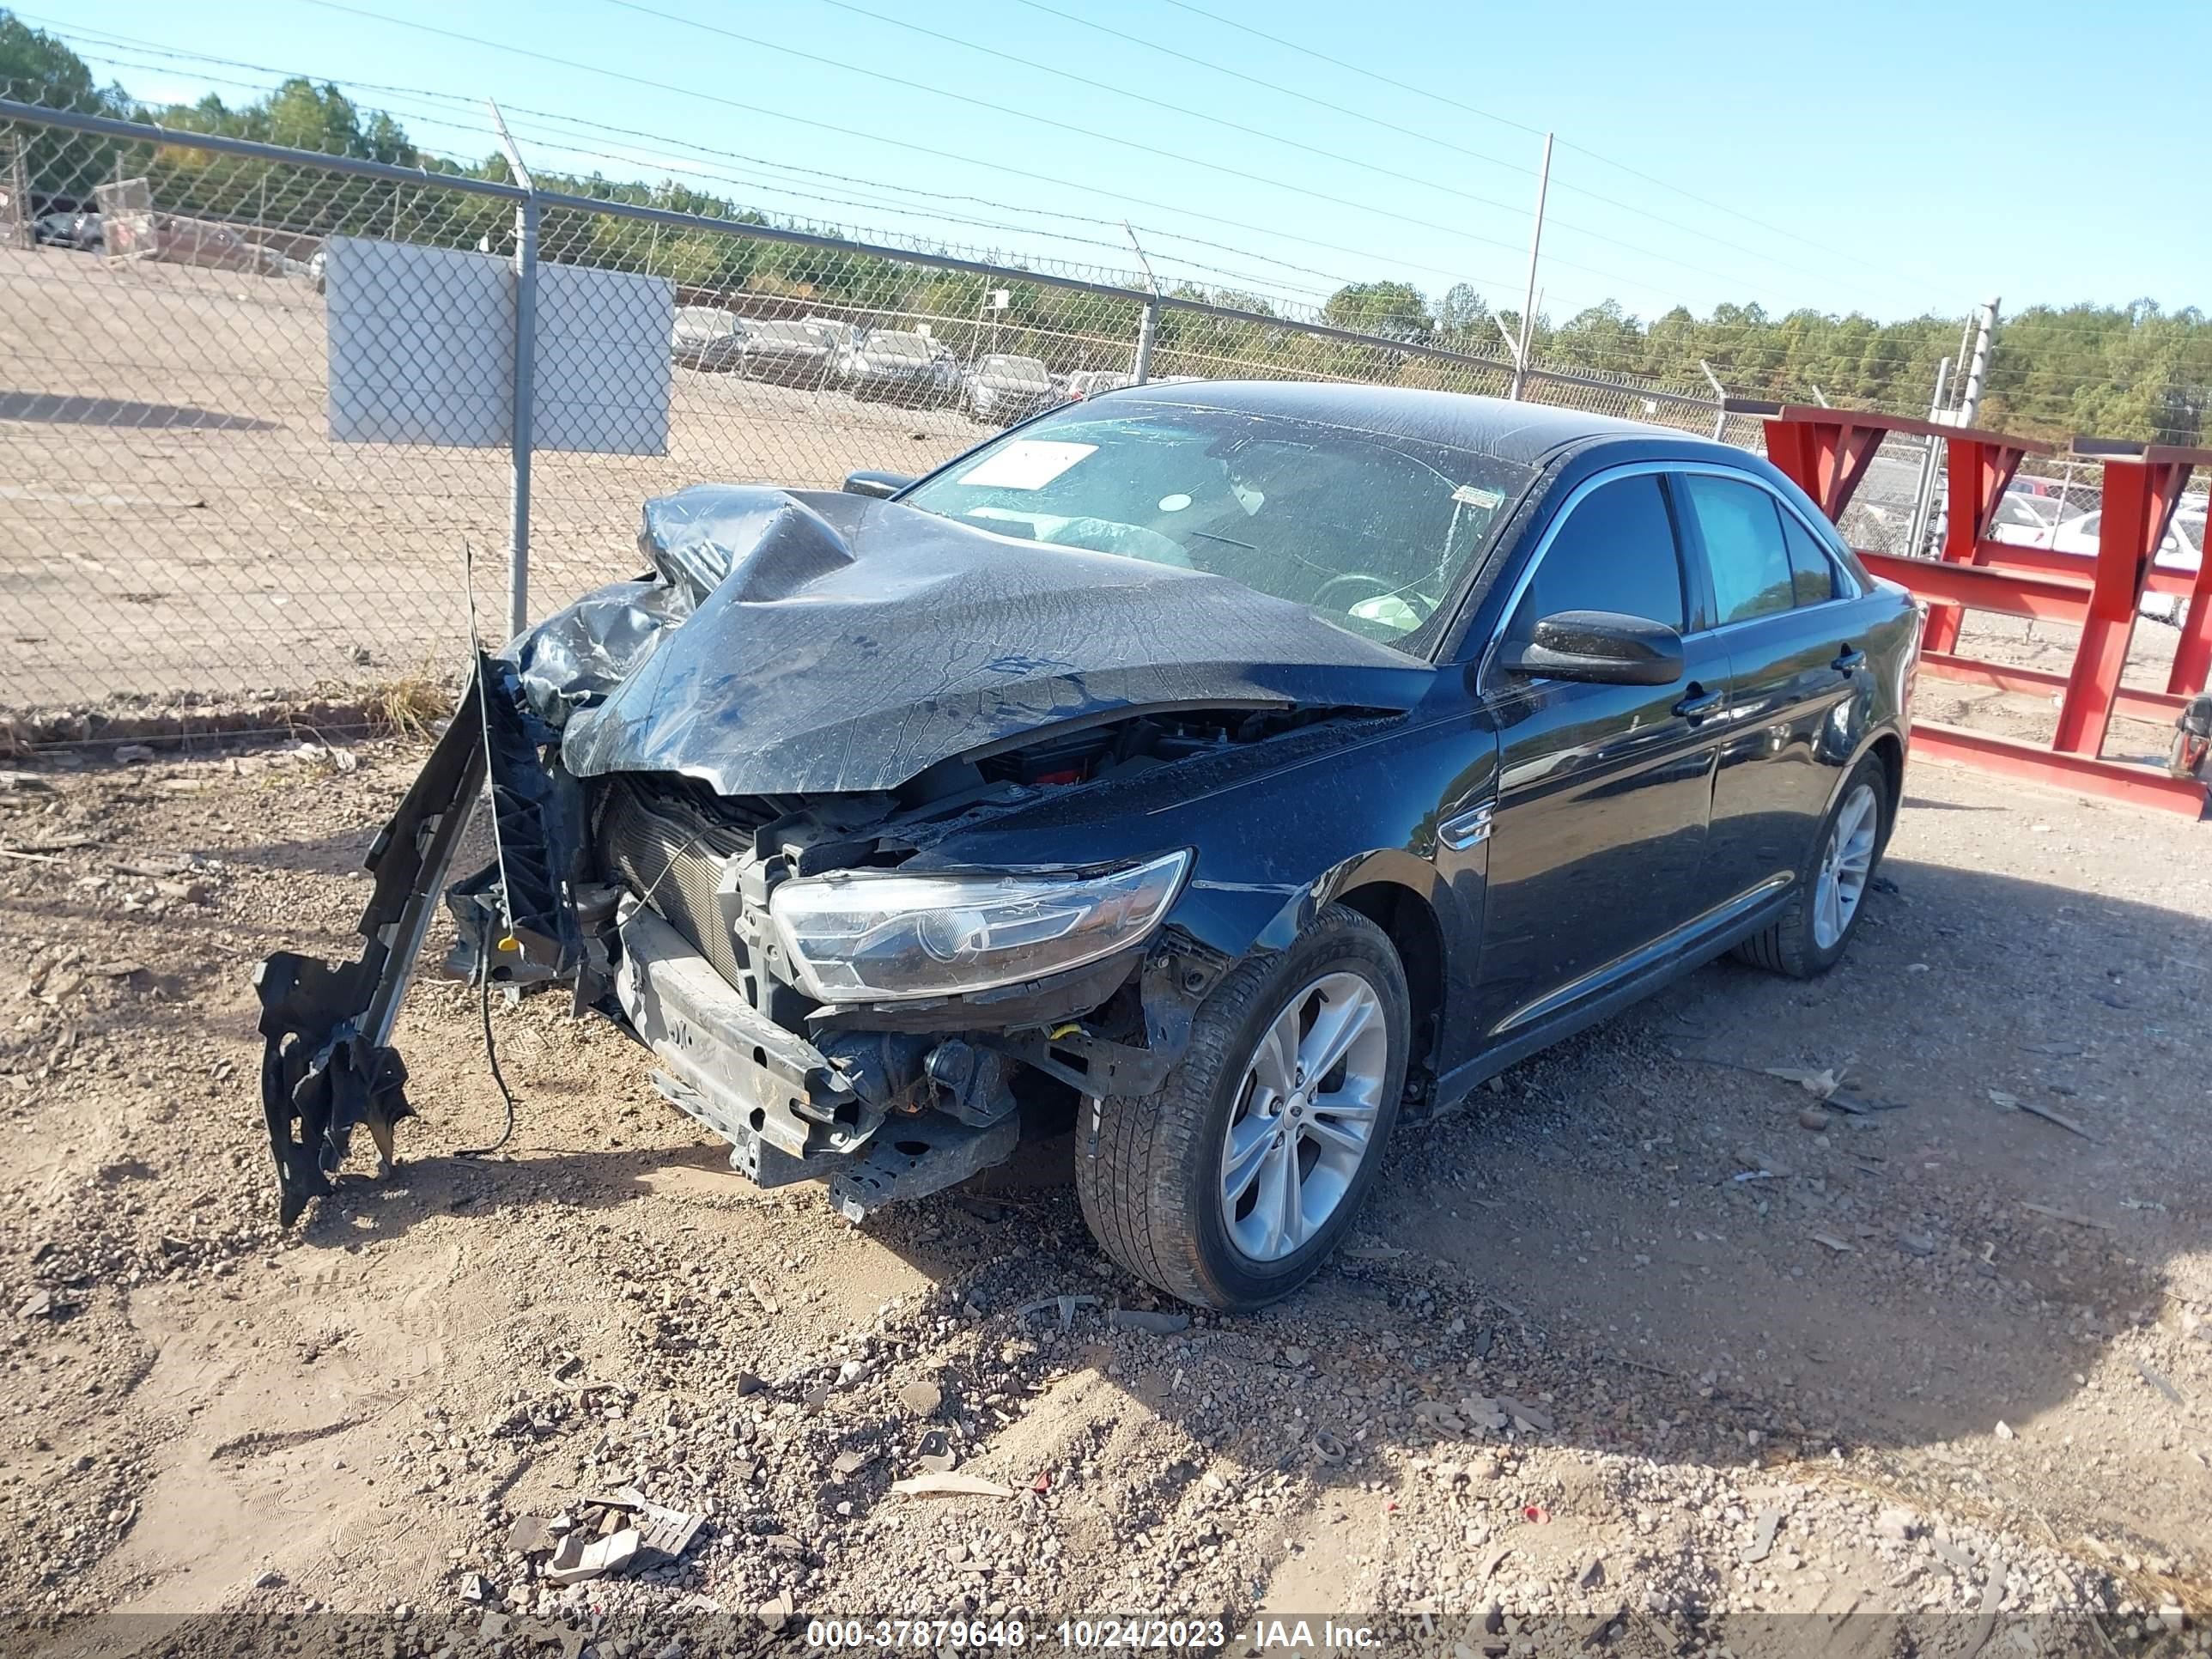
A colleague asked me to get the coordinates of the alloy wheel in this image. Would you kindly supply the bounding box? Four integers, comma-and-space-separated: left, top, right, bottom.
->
1218, 971, 1391, 1263
1812, 782, 1879, 950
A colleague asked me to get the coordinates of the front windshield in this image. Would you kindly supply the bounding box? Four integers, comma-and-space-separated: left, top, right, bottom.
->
900, 403, 1533, 646
866, 332, 931, 361
1997, 494, 2060, 528
675, 307, 738, 337
984, 355, 1051, 386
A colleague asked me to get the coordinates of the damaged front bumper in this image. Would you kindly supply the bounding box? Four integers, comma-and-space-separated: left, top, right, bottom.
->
610, 897, 1022, 1220
617, 897, 1019, 1218
252, 657, 1187, 1227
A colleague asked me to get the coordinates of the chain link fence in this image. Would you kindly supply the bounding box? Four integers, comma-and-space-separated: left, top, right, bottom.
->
2, 94, 1785, 722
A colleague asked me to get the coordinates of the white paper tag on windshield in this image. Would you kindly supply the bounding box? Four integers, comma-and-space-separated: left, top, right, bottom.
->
1452, 484, 1504, 509
958, 441, 1097, 491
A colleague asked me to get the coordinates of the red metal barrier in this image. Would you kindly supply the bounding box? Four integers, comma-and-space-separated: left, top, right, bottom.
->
1759, 409, 2209, 815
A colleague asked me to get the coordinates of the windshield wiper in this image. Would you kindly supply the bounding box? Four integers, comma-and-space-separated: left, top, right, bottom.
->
1187, 529, 1258, 551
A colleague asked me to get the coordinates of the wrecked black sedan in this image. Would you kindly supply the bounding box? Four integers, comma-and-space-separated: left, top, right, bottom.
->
258, 381, 1917, 1310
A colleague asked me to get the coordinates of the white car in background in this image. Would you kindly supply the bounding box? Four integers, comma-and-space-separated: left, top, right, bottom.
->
962, 353, 1060, 425
1986, 490, 2070, 549
2046, 506, 2203, 623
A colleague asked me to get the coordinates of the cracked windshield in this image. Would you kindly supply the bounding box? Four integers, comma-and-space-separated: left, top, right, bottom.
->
901, 404, 1531, 646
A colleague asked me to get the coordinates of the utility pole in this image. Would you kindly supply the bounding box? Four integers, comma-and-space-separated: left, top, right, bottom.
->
1954, 297, 2000, 428
1905, 301, 1996, 558
1907, 356, 1954, 557
1510, 132, 1553, 402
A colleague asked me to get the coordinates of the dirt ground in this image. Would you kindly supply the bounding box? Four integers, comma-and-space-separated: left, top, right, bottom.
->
0, 736, 2206, 1656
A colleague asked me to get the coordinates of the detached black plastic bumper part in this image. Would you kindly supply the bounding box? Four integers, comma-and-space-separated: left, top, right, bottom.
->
254, 955, 417, 1226
255, 670, 494, 1222
253, 654, 596, 1223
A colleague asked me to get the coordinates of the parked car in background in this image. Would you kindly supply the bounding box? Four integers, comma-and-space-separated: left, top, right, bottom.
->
963, 353, 1060, 424
2048, 506, 2201, 567
68, 209, 102, 251
33, 209, 83, 246
804, 317, 861, 353
1065, 368, 1137, 401
672, 305, 746, 372
1987, 491, 2068, 548
255, 381, 1916, 1311
732, 319, 834, 386
834, 330, 941, 403
2048, 506, 2203, 623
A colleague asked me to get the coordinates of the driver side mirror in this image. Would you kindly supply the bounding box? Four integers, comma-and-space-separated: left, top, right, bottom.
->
842, 470, 914, 500
1495, 610, 1685, 686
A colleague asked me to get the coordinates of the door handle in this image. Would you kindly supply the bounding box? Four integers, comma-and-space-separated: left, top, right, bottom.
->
1832, 646, 1866, 674
1672, 684, 1723, 722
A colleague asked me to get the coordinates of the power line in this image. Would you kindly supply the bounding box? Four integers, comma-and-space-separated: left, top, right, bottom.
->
799, 0, 1899, 311
1005, 0, 1923, 310
795, 0, 1545, 224
293, 0, 1532, 295
38, 17, 1436, 307
591, 0, 1561, 268
50, 9, 2079, 362
1148, 0, 1954, 297
1004, 0, 1537, 182
598, 0, 1813, 309
63, 2, 1946, 319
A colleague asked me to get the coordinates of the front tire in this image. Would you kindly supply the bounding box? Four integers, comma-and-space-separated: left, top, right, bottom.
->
1732, 752, 1890, 978
1076, 906, 1409, 1311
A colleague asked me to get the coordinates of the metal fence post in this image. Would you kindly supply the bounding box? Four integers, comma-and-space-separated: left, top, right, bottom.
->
1510, 132, 1553, 402
1133, 297, 1158, 386
491, 101, 538, 641
3, 137, 28, 251
508, 194, 538, 641
1698, 361, 1728, 441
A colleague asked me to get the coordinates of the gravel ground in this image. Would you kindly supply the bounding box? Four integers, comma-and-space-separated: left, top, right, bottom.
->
0, 736, 2208, 1657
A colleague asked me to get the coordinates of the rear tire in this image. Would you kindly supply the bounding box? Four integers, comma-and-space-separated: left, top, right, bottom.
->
1075, 905, 1409, 1311
1731, 752, 1890, 979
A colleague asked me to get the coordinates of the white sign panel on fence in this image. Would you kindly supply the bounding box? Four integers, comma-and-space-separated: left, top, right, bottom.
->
326, 238, 511, 447
325, 236, 673, 454
533, 259, 673, 454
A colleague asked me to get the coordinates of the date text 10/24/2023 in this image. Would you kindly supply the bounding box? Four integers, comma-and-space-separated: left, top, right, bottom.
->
802, 1620, 1380, 1651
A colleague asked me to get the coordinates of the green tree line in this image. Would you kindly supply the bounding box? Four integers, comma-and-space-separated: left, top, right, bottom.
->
4, 10, 2205, 444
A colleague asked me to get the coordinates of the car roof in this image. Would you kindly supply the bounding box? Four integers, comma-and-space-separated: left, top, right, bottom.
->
1085, 378, 1695, 467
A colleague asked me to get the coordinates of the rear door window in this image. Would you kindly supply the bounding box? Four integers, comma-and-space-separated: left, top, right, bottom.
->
1778, 509, 1838, 605
1677, 474, 1796, 625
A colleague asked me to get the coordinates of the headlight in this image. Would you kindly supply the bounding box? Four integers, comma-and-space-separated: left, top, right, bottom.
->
768, 851, 1190, 1003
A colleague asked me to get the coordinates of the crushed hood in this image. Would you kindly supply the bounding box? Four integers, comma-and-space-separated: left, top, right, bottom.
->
510, 483, 1432, 796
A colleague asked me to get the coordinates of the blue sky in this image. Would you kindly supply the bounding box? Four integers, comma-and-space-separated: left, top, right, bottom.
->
27, 0, 2212, 327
